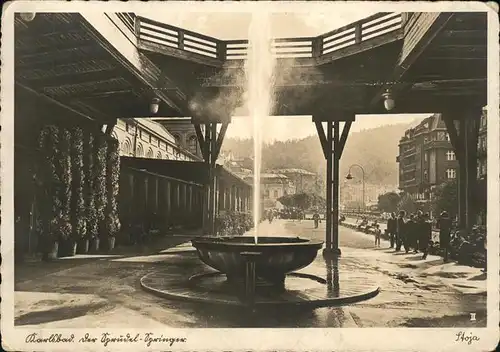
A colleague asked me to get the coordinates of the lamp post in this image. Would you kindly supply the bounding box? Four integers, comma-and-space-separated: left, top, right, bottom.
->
346, 164, 365, 213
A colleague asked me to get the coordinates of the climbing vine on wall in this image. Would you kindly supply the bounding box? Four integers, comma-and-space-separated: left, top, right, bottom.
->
94, 132, 108, 236
37, 125, 61, 243
83, 132, 98, 239
105, 137, 121, 237
57, 127, 73, 240
70, 127, 86, 241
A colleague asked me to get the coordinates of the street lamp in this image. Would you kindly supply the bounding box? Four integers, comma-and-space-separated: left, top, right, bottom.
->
346, 164, 365, 213
382, 89, 395, 111
150, 97, 160, 114
20, 13, 36, 22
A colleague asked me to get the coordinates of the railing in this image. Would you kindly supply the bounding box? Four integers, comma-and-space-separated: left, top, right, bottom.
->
116, 12, 136, 34
134, 15, 225, 60
226, 37, 315, 60
318, 12, 402, 56
116, 12, 402, 61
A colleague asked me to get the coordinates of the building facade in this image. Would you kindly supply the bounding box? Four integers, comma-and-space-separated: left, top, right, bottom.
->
397, 114, 458, 202
243, 173, 295, 210
150, 117, 204, 159
476, 107, 487, 224
114, 118, 201, 162
270, 168, 316, 194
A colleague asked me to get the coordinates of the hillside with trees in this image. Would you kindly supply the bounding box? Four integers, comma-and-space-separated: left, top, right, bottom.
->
221, 121, 418, 187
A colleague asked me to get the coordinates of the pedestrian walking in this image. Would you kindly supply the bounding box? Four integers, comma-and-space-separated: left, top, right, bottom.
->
406, 214, 417, 254
313, 212, 320, 229
396, 210, 406, 251
437, 211, 453, 262
419, 213, 432, 260
374, 224, 381, 247
414, 210, 424, 252
387, 212, 397, 248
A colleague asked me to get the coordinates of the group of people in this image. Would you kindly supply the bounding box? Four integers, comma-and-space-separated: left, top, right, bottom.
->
386, 210, 452, 261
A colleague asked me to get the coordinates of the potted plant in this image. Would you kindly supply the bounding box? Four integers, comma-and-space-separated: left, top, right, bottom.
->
42, 218, 59, 261
104, 137, 121, 252
53, 214, 73, 257
71, 127, 88, 254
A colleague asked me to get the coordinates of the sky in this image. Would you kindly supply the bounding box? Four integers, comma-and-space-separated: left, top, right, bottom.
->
139, 11, 377, 40
138, 10, 429, 142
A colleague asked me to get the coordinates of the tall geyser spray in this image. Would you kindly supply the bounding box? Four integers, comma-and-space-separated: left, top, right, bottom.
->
245, 13, 277, 244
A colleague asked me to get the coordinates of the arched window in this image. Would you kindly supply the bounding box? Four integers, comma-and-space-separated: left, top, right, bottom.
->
156, 151, 162, 159
146, 148, 154, 158
122, 138, 132, 156
112, 131, 119, 141
173, 134, 181, 146
136, 143, 144, 157
187, 135, 197, 154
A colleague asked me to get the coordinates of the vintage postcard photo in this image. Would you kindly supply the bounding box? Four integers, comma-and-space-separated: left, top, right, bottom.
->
1, 1, 499, 351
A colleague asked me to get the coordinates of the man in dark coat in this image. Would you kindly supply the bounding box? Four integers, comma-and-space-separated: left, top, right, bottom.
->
405, 214, 417, 254
387, 212, 397, 248
437, 211, 453, 262
396, 210, 406, 251
413, 210, 424, 253
419, 213, 432, 260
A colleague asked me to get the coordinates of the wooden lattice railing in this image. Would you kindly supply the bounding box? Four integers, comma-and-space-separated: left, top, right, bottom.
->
117, 12, 403, 61
134, 15, 225, 60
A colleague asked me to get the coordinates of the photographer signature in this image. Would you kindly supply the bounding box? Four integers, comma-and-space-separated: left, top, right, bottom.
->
455, 331, 480, 345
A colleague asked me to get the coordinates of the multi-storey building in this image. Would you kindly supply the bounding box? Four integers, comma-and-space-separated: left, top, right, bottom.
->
243, 173, 295, 210
114, 118, 201, 162
476, 107, 487, 224
150, 117, 204, 159
340, 182, 397, 209
270, 168, 316, 194
396, 114, 459, 203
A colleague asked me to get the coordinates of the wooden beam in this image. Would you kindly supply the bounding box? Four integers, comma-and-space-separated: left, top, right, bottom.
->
193, 123, 207, 161
338, 120, 353, 158
15, 31, 93, 54
105, 120, 117, 135
442, 112, 464, 162
20, 67, 122, 89
370, 13, 453, 107
137, 39, 223, 68
80, 12, 186, 114
314, 120, 328, 159
214, 122, 228, 162
15, 45, 108, 69
316, 30, 403, 65
16, 82, 108, 123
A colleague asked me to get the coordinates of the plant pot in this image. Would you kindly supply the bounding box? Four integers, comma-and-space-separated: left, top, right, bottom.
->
77, 239, 89, 254
108, 236, 116, 251
68, 240, 78, 256
91, 238, 100, 252
47, 241, 59, 261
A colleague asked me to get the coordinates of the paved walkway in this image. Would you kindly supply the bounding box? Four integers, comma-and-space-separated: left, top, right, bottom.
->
14, 220, 486, 328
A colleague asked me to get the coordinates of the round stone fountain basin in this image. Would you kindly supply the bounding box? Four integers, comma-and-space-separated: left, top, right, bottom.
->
191, 236, 323, 291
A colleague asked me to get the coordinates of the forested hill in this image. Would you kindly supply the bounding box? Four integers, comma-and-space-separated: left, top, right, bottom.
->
221, 122, 418, 186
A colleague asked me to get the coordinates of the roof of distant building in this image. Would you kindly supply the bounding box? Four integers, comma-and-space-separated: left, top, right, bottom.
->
244, 173, 289, 180
272, 168, 316, 175
136, 118, 176, 144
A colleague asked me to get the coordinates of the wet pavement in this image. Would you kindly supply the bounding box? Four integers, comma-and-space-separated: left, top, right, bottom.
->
14, 220, 486, 328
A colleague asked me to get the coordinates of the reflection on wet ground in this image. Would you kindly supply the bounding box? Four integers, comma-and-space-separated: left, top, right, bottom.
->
14, 221, 487, 328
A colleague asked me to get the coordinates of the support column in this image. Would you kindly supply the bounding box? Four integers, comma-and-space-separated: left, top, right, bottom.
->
314, 115, 353, 257
231, 186, 236, 211
194, 119, 229, 235
218, 183, 224, 213
443, 107, 481, 231
332, 121, 340, 253
325, 121, 333, 252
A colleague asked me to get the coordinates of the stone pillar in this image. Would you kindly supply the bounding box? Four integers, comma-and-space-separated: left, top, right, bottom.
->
443, 106, 481, 230
218, 183, 224, 213
231, 186, 236, 211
